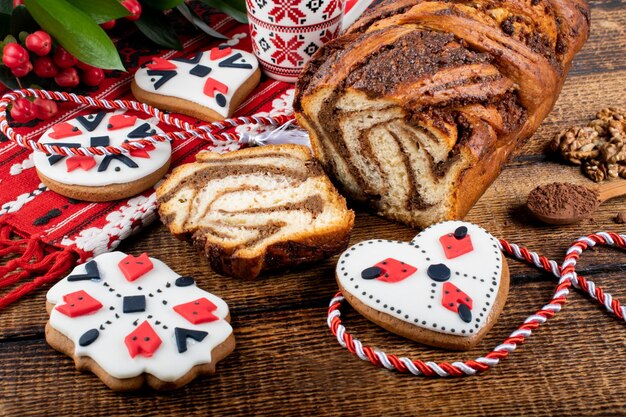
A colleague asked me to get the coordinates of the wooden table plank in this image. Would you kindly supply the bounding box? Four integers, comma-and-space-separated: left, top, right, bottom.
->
1, 1, 626, 415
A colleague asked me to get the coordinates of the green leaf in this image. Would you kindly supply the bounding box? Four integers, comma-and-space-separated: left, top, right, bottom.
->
0, 66, 19, 89
0, 13, 10, 39
65, 0, 130, 24
18, 30, 28, 43
11, 5, 39, 36
0, 0, 12, 15
23, 0, 125, 70
134, 6, 182, 50
176, 3, 227, 39
198, 0, 248, 23
143, 0, 185, 10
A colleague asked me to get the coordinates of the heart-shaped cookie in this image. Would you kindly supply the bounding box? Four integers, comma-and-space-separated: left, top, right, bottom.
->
336, 221, 509, 350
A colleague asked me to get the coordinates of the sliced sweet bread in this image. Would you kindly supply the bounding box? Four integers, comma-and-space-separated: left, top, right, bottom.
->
157, 144, 355, 279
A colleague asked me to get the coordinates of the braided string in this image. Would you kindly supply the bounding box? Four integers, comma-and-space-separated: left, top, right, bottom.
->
327, 232, 626, 376
0, 88, 294, 156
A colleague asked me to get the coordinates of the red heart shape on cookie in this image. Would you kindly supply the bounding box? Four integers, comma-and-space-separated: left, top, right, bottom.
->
336, 221, 509, 350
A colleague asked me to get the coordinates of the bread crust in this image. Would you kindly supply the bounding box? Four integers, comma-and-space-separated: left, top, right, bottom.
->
294, 0, 590, 228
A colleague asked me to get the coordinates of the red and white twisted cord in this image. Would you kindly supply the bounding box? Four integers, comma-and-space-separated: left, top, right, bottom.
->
0, 88, 294, 156
327, 232, 626, 376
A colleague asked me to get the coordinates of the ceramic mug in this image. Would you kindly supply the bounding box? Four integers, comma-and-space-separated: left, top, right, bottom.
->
246, 0, 373, 82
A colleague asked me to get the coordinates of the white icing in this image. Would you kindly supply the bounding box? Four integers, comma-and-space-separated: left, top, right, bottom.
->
133, 48, 259, 118
33, 111, 171, 187
47, 252, 233, 382
336, 221, 504, 336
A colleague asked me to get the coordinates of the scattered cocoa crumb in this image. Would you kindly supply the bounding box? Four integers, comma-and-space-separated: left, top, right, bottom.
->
551, 108, 626, 182
527, 182, 599, 223
614, 213, 626, 224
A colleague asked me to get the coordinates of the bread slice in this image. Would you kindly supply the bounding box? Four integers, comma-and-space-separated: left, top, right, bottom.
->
157, 144, 355, 279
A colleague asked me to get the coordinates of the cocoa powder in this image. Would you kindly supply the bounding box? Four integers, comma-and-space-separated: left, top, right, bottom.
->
527, 182, 599, 223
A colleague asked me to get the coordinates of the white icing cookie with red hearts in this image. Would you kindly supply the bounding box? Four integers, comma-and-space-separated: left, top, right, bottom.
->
131, 47, 261, 122
336, 221, 510, 350
33, 111, 171, 202
45, 251, 235, 391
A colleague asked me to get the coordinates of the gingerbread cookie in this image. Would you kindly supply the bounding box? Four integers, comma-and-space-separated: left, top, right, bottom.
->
131, 47, 261, 122
336, 221, 509, 350
45, 252, 235, 391
33, 111, 171, 202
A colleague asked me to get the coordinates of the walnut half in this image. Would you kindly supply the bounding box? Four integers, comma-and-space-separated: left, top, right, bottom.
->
551, 108, 626, 182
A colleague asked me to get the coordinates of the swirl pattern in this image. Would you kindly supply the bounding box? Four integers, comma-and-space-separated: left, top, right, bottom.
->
294, 0, 590, 227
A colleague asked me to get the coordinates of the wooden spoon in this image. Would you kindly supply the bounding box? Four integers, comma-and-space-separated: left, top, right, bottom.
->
527, 181, 626, 225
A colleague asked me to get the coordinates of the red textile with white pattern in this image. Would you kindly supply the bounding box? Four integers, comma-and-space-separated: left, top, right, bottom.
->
0, 11, 293, 308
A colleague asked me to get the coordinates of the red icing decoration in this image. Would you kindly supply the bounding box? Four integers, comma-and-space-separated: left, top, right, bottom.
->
173, 297, 218, 324
107, 114, 137, 130
209, 47, 232, 60
124, 320, 162, 358
128, 142, 155, 158
66, 155, 96, 172
118, 253, 153, 282
203, 77, 229, 98
49, 122, 81, 139
439, 233, 474, 259
374, 258, 417, 283
146, 57, 177, 70
55, 290, 102, 317
441, 282, 473, 313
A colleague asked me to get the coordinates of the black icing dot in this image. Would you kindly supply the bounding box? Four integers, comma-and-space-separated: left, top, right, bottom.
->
441, 327, 445, 331
215, 93, 227, 108
376, 299, 380, 303
390, 307, 394, 311
397, 310, 401, 314
422, 321, 426, 325
383, 304, 388, 308
132, 336, 137, 341
462, 330, 466, 334
432, 323, 437, 328
454, 226, 468, 239
427, 264, 451, 282
115, 167, 121, 172
405, 315, 409, 319
431, 283, 436, 287
78, 329, 99, 347
362, 292, 366, 296
355, 285, 359, 289
350, 278, 354, 281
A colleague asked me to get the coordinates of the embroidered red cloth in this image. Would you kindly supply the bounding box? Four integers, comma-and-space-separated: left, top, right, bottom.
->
0, 9, 293, 308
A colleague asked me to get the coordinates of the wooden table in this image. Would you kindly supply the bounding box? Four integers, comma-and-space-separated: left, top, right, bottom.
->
2, 2, 625, 415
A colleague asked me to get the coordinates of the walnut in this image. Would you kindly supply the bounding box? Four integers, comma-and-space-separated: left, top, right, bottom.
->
583, 160, 608, 182
552, 108, 626, 182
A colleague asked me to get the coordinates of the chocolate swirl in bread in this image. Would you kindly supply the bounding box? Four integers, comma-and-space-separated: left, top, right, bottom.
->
294, 0, 590, 228
156, 145, 354, 279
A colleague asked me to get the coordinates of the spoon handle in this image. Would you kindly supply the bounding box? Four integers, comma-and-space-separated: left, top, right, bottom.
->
597, 180, 626, 202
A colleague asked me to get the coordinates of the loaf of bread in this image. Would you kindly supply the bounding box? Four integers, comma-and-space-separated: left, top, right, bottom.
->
156, 145, 354, 279
294, 0, 590, 228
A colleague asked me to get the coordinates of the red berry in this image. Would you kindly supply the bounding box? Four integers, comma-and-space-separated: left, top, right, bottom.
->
33, 56, 59, 78
25, 31, 52, 56
13, 0, 23, 6
121, 0, 141, 21
53, 46, 78, 69
76, 60, 94, 71
33, 98, 58, 120
100, 20, 116, 30
11, 60, 32, 77
11, 98, 35, 123
81, 67, 105, 86
54, 67, 79, 87
2, 43, 28, 68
